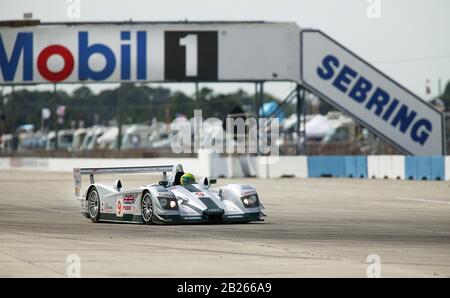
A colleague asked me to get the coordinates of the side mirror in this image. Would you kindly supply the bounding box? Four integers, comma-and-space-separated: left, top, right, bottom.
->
202, 177, 217, 188
159, 180, 168, 187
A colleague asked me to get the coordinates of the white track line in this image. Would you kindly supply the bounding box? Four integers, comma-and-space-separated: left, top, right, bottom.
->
393, 196, 450, 205
303, 187, 450, 206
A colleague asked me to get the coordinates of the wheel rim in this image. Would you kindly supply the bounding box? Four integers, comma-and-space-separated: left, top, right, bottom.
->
88, 190, 99, 218
142, 194, 153, 221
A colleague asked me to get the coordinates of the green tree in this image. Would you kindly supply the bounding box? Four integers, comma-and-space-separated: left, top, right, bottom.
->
0, 84, 287, 133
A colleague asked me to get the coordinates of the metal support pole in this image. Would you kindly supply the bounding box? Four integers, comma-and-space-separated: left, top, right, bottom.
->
195, 82, 199, 102
254, 82, 258, 155
10, 85, 14, 133
256, 82, 264, 156
301, 87, 307, 154
296, 85, 301, 155
117, 84, 122, 151
252, 82, 258, 155
11, 85, 16, 151
254, 82, 258, 114
259, 82, 264, 111
54, 83, 58, 151
195, 82, 200, 152
296, 84, 306, 155
10, 85, 14, 124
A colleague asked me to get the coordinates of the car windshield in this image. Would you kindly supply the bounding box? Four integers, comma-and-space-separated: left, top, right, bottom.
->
182, 184, 201, 192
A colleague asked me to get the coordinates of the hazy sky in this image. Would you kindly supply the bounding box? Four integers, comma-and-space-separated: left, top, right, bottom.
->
1, 0, 449, 100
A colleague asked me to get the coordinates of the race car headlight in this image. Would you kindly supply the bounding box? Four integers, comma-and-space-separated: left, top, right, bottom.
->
160, 198, 168, 207
158, 197, 178, 210
241, 194, 259, 208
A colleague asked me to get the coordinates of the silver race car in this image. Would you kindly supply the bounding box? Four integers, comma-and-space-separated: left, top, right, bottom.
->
73, 164, 266, 224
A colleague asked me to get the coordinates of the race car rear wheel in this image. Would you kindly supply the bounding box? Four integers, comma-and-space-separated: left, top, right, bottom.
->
87, 188, 100, 223
141, 192, 154, 224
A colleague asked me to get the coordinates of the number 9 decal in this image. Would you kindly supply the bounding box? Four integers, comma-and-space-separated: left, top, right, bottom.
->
116, 198, 124, 217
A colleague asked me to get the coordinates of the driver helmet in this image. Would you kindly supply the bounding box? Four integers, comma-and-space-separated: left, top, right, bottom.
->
180, 173, 196, 186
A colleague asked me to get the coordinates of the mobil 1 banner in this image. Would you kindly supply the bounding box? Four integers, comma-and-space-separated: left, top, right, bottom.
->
300, 30, 445, 156
0, 22, 300, 85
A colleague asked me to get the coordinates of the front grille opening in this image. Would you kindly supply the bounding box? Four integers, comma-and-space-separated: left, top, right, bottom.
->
208, 214, 223, 222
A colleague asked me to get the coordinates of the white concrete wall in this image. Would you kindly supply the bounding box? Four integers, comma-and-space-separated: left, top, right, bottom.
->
0, 154, 309, 179
0, 158, 8, 169
0, 157, 201, 175
367, 155, 405, 179
225, 156, 245, 178
2, 155, 431, 181
446, 156, 450, 181
256, 156, 308, 178
367, 156, 379, 178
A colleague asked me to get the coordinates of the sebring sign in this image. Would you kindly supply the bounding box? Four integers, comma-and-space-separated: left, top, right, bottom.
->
300, 30, 445, 156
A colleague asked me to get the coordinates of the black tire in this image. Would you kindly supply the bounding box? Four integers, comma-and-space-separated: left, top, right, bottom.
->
87, 188, 100, 223
141, 192, 154, 225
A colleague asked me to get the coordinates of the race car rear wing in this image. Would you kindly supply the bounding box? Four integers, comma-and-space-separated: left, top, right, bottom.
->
73, 165, 173, 199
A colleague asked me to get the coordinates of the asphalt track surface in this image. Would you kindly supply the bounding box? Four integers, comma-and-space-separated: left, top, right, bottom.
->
0, 170, 449, 277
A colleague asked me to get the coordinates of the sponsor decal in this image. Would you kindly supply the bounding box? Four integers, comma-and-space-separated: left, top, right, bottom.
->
122, 205, 134, 212
156, 186, 169, 192
242, 190, 255, 196
207, 208, 222, 213
104, 203, 113, 213
195, 192, 205, 197
0, 31, 147, 83
122, 194, 135, 204
115, 195, 136, 215
0, 29, 219, 84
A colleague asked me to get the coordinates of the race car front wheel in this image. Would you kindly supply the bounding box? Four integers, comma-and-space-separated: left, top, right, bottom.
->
87, 188, 100, 223
141, 192, 154, 224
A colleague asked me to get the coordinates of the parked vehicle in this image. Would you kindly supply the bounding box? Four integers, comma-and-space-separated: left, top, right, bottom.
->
45, 129, 75, 151
71, 128, 88, 151
80, 126, 106, 151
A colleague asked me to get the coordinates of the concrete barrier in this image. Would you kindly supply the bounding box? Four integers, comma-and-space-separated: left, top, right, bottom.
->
431, 157, 445, 181
0, 157, 200, 174
307, 156, 367, 178
391, 155, 406, 180
308, 156, 344, 177
367, 155, 405, 179
197, 153, 308, 179
405, 156, 445, 180
1, 155, 447, 181
196, 150, 248, 178
258, 156, 308, 179
446, 156, 450, 181
0, 158, 8, 169
367, 156, 379, 179
345, 156, 367, 178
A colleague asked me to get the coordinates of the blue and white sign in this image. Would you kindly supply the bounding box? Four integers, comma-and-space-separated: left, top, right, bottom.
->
300, 30, 445, 156
0, 22, 300, 85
